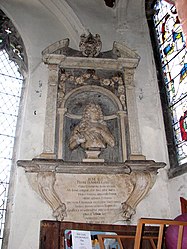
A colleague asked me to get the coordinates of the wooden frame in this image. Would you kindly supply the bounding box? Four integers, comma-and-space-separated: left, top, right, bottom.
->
134, 218, 187, 249
97, 234, 158, 249
97, 218, 187, 249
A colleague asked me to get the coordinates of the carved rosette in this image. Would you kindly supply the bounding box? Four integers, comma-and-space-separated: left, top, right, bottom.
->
57, 69, 127, 110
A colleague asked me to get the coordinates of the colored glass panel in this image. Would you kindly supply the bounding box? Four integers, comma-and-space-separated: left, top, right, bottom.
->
154, 0, 187, 165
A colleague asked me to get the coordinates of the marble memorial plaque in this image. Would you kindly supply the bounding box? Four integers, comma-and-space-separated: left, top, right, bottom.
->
55, 174, 132, 224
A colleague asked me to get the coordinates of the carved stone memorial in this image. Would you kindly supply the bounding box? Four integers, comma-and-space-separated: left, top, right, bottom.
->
18, 33, 165, 223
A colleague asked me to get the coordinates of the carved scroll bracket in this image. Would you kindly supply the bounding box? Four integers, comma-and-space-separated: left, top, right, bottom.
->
18, 159, 165, 222
121, 171, 156, 220
37, 172, 66, 221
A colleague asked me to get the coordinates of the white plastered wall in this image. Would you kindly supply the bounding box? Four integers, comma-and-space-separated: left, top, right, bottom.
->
0, 0, 186, 248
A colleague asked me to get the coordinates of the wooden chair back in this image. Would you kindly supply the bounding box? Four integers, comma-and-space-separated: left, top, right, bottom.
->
97, 233, 158, 249
98, 218, 187, 249
134, 218, 187, 249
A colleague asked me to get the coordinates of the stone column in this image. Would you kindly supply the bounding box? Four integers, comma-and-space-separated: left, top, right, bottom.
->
118, 110, 128, 162
57, 108, 67, 159
40, 64, 59, 159
124, 68, 145, 160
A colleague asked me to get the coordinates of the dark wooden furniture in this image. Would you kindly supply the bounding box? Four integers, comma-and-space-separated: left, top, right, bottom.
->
39, 220, 159, 249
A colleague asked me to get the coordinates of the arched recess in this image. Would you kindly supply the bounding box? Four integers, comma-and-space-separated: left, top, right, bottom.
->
57, 85, 126, 162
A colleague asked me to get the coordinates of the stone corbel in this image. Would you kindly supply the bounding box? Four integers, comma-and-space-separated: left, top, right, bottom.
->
121, 171, 155, 220
37, 172, 66, 221
18, 159, 165, 222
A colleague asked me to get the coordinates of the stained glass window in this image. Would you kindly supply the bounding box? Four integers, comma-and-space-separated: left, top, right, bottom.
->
153, 0, 187, 166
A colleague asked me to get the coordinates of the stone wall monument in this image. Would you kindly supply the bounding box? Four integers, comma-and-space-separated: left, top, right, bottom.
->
18, 33, 165, 223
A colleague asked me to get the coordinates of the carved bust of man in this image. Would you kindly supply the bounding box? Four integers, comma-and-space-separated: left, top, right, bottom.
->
69, 103, 115, 151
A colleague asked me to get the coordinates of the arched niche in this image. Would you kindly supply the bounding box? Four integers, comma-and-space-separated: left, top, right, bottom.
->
57, 85, 126, 162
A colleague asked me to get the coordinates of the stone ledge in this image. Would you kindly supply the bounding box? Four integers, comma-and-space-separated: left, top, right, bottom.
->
17, 158, 165, 174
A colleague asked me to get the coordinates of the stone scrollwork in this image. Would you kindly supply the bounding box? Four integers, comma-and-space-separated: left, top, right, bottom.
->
18, 159, 165, 223
121, 171, 156, 220
37, 172, 66, 221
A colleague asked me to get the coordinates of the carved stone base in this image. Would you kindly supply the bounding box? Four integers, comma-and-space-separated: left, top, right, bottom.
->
18, 159, 165, 223
82, 149, 104, 162
39, 152, 56, 159
129, 154, 146, 160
